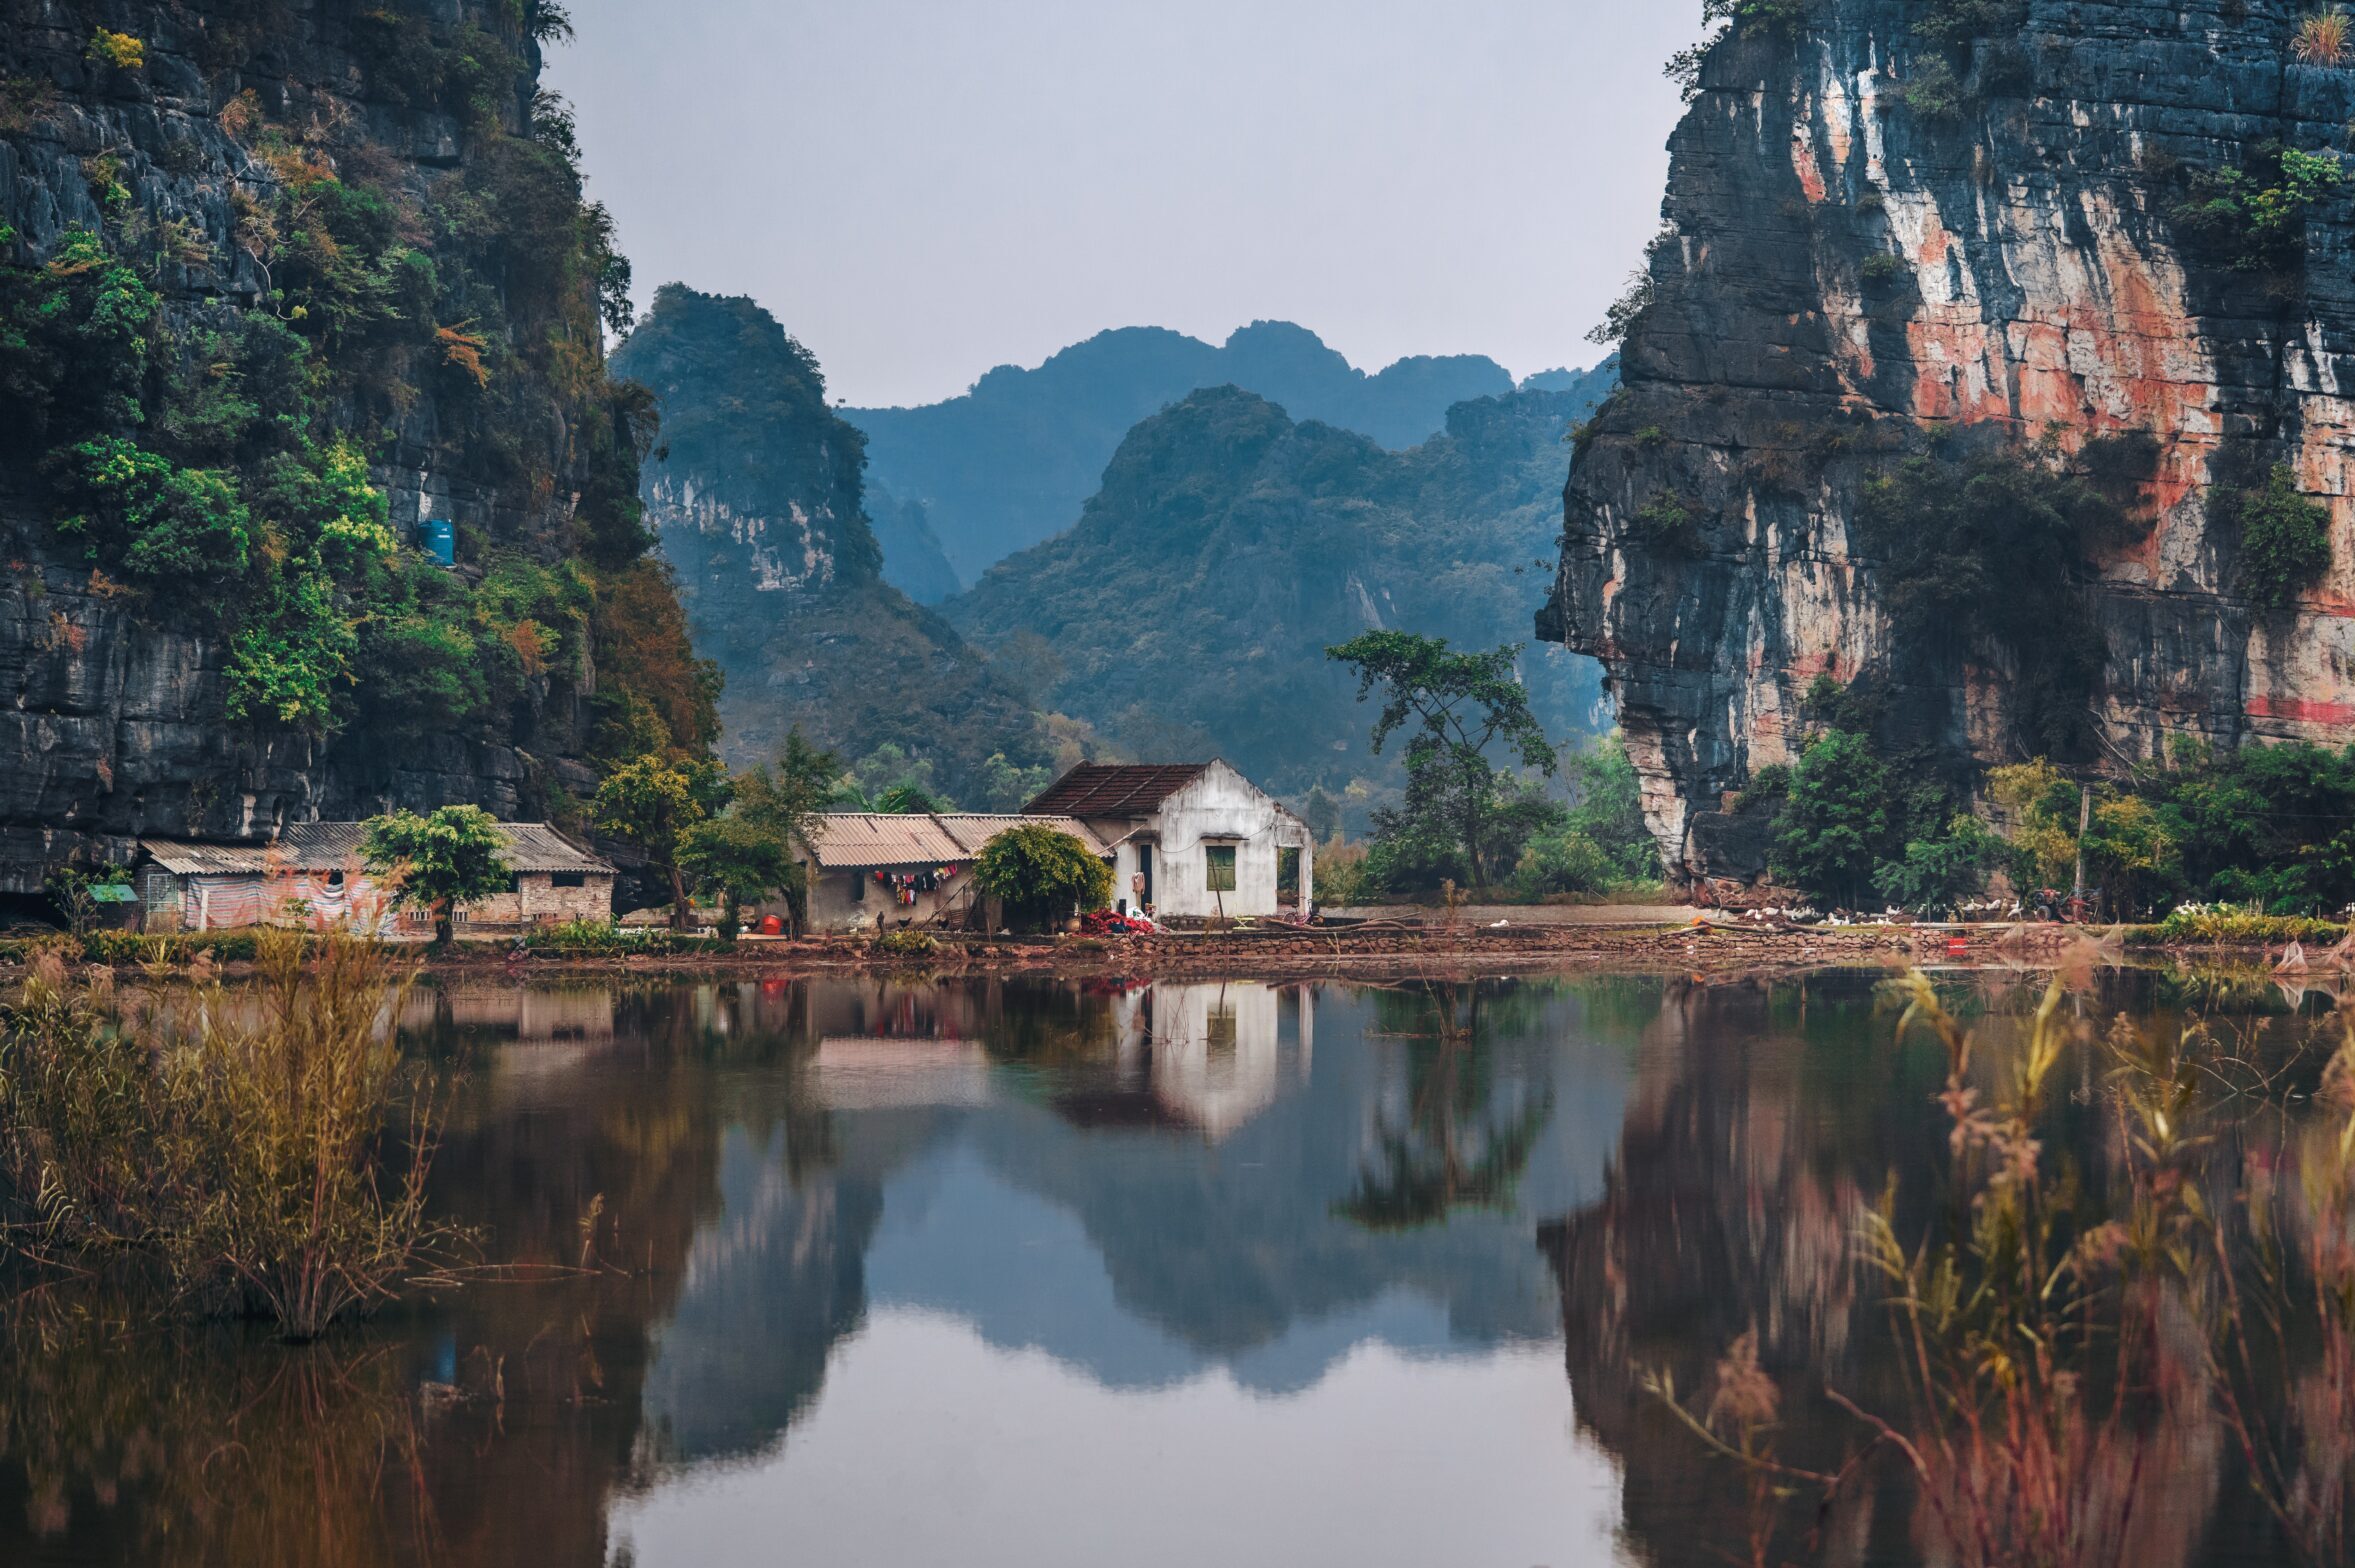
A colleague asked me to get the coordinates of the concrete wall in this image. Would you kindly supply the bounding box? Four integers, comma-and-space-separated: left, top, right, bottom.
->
1107, 762, 1315, 921
161, 870, 611, 932
798, 861, 979, 933
454, 873, 616, 929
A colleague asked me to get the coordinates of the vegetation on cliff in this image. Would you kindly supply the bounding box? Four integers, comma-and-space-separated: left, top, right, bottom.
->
0, 0, 709, 782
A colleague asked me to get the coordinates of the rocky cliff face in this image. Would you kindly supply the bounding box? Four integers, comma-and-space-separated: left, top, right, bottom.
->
0, 0, 673, 895
1542, 0, 2355, 890
613, 286, 1052, 802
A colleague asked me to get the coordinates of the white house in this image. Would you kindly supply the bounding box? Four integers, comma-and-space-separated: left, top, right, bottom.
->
1025, 761, 1313, 922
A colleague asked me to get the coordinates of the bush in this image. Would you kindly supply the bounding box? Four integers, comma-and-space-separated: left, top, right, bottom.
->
519, 919, 728, 958
1769, 729, 1892, 905
0, 931, 456, 1338
1855, 438, 2152, 757
2228, 464, 2332, 613
2143, 906, 2343, 946
871, 930, 938, 958
1314, 838, 1373, 906
1514, 827, 1619, 898
974, 825, 1113, 930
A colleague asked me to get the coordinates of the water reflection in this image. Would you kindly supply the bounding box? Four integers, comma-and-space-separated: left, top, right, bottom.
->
0, 969, 2332, 1566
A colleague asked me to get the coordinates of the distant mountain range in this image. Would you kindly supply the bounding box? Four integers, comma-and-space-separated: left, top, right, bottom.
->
612, 286, 1052, 801
846, 322, 1599, 598
942, 374, 1616, 799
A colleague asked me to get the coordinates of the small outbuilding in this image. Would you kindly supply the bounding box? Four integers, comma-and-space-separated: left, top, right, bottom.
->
134, 822, 614, 934
1025, 761, 1313, 922
793, 812, 1111, 932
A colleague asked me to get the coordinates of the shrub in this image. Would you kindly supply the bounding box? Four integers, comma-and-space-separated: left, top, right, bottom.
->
2170, 141, 2344, 278
1515, 827, 1619, 898
871, 930, 938, 958
974, 825, 1113, 930
0, 930, 456, 1338
2228, 464, 2332, 613
2144, 905, 2342, 946
1891, 57, 1968, 119
1874, 815, 2000, 913
1630, 493, 1704, 553
86, 29, 145, 69
1855, 438, 2152, 757
2296, 6, 2354, 66
1769, 729, 1890, 905
1859, 252, 1908, 286
1313, 838, 1373, 906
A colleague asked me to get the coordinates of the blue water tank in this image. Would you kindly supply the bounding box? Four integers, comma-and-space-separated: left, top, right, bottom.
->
419, 518, 456, 568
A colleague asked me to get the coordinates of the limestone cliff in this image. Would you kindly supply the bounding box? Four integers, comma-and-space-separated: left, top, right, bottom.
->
0, 0, 682, 889
612, 285, 1052, 803
1542, 0, 2355, 890
0, 0, 685, 896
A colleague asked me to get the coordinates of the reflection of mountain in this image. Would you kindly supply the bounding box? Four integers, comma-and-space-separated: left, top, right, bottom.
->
1539, 973, 2248, 1568
633, 981, 1640, 1462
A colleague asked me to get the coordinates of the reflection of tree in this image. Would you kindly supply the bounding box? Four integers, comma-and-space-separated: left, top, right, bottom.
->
1338, 982, 1555, 1231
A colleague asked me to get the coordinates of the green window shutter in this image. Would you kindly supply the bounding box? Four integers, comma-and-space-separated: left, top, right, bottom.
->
1205, 844, 1237, 893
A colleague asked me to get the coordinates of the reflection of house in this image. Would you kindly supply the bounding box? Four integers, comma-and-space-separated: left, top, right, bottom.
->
134, 823, 613, 933
810, 1038, 993, 1110
1105, 982, 1315, 1140
794, 813, 1111, 932
1026, 762, 1313, 921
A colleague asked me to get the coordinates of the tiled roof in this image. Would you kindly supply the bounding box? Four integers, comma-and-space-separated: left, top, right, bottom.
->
141, 822, 611, 876
1024, 764, 1210, 819
800, 813, 1113, 869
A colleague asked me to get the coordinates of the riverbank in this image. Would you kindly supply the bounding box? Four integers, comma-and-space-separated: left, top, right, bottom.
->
0, 914, 2186, 984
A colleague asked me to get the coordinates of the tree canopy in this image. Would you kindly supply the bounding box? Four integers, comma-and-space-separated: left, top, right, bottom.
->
1328, 631, 1556, 892
360, 805, 512, 945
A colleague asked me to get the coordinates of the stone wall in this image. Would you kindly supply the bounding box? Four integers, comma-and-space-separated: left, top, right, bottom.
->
1542, 0, 2355, 886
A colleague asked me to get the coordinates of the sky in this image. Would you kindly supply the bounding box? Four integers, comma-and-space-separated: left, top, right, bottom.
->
555, 0, 1701, 410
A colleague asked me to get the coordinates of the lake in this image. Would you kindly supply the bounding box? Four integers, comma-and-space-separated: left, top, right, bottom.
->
0, 968, 2341, 1567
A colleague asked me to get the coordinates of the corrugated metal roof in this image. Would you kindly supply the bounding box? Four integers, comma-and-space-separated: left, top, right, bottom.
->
800, 814, 967, 870
800, 813, 1113, 869
140, 822, 612, 876
932, 814, 1110, 857
1025, 763, 1210, 818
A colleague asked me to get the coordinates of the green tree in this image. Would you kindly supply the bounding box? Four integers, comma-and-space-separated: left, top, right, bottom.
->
1327, 632, 1557, 893
679, 730, 839, 937
1769, 729, 1891, 906
677, 815, 797, 941
2229, 465, 2332, 614
1874, 815, 2000, 914
360, 805, 512, 946
591, 754, 730, 928
1561, 732, 1660, 882
973, 825, 1112, 931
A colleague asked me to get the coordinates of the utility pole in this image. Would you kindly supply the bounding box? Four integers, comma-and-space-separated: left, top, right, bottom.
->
2072, 782, 2092, 909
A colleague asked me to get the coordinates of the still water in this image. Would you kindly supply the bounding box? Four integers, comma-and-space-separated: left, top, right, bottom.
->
0, 970, 2338, 1566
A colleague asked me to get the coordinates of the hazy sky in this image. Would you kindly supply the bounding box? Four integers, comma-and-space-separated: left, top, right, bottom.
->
555, 1, 1700, 409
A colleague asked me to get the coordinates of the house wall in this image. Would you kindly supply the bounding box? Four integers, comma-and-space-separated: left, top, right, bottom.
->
1115, 762, 1315, 920
164, 870, 609, 933
454, 873, 614, 929
797, 861, 979, 933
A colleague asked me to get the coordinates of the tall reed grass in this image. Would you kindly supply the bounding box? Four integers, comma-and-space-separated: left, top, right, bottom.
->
0, 927, 458, 1339
1647, 970, 2355, 1567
